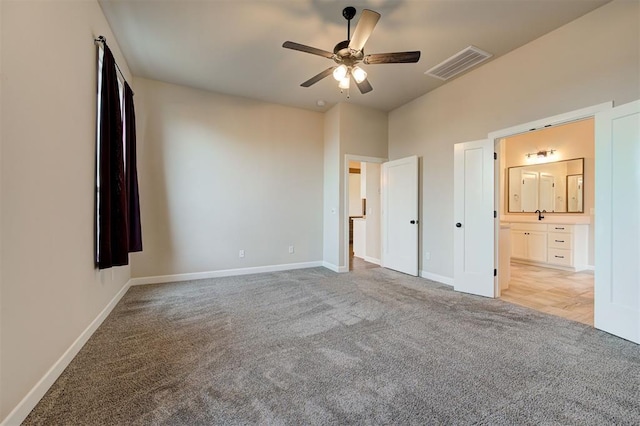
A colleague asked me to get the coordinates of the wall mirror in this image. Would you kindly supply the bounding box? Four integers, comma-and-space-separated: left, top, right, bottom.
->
508, 158, 584, 213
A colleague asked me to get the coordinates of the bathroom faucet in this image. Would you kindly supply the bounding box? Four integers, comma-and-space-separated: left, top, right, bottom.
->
535, 209, 545, 221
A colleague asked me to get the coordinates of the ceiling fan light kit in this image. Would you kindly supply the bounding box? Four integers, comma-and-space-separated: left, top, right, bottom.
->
352, 66, 367, 83
282, 6, 421, 96
333, 64, 348, 81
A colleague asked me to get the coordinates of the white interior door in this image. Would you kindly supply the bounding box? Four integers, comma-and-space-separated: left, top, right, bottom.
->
521, 172, 539, 212
508, 168, 522, 212
454, 139, 495, 297
594, 99, 640, 344
539, 174, 555, 212
381, 156, 418, 276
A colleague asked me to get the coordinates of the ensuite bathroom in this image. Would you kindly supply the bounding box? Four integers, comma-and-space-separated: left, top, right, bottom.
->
498, 117, 594, 325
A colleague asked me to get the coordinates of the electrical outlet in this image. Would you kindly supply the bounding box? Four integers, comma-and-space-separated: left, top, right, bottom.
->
239, 249, 245, 258
288, 245, 295, 254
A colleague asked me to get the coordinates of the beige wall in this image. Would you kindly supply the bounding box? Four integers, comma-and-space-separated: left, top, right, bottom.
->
323, 105, 341, 267
339, 103, 388, 267
131, 78, 324, 278
322, 103, 388, 270
388, 0, 640, 280
364, 162, 382, 262
1, 0, 132, 421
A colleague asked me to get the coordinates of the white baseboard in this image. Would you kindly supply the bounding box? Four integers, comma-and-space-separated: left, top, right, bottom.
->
321, 262, 348, 273
130, 261, 325, 286
364, 256, 381, 265
585, 265, 595, 271
1, 280, 132, 426
420, 271, 454, 286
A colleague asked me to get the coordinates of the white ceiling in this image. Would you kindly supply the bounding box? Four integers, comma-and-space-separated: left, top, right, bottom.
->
98, 0, 610, 112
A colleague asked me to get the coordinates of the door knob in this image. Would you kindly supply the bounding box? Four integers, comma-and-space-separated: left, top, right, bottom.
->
456, 223, 462, 228
410, 220, 417, 224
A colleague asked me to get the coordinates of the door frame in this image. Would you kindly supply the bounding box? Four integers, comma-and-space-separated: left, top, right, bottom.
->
488, 101, 612, 296
342, 154, 387, 271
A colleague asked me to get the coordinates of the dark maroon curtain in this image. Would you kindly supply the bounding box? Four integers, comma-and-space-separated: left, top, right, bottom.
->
97, 45, 131, 269
124, 82, 143, 253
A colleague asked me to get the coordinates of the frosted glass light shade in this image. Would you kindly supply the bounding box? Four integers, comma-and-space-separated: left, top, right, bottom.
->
339, 77, 350, 89
352, 66, 367, 83
333, 64, 348, 81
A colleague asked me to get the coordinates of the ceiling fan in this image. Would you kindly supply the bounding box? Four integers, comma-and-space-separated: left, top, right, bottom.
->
282, 6, 421, 95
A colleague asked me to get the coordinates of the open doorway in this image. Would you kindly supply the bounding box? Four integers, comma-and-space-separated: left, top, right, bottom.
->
496, 117, 596, 325
347, 160, 381, 271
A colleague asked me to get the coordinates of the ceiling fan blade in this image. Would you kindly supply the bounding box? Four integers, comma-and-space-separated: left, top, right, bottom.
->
348, 9, 381, 52
301, 67, 336, 87
364, 51, 421, 64
283, 41, 334, 59
355, 77, 373, 94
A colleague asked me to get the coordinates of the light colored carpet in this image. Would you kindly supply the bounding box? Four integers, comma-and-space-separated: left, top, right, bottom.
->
24, 267, 640, 425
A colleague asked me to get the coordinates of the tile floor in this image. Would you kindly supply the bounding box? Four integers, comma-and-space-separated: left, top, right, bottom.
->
501, 262, 594, 326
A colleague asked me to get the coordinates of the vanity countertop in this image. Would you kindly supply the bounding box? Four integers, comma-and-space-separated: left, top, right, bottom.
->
501, 215, 591, 225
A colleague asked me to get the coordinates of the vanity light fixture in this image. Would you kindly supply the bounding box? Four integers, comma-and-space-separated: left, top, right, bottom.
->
526, 149, 556, 159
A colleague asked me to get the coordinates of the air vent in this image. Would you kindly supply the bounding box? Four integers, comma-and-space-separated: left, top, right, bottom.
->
425, 46, 492, 80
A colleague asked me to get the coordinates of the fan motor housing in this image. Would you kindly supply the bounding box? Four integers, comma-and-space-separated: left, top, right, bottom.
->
333, 40, 350, 55
333, 40, 364, 62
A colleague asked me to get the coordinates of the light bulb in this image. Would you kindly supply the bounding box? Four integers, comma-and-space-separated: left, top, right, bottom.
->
339, 77, 350, 89
333, 64, 348, 81
352, 66, 367, 83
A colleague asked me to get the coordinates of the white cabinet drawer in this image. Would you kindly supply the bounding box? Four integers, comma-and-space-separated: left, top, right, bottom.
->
511, 223, 547, 232
548, 248, 572, 266
548, 224, 573, 233
548, 232, 572, 249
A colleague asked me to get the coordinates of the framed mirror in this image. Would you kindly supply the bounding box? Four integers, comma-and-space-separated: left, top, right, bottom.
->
508, 158, 584, 213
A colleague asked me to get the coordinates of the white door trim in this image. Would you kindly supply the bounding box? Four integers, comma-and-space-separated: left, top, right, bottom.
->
342, 154, 387, 271
488, 102, 613, 141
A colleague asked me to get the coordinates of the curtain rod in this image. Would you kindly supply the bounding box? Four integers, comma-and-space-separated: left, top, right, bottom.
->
94, 35, 133, 93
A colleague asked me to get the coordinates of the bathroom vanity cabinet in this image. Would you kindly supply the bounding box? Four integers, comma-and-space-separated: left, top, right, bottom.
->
510, 222, 588, 271
511, 225, 547, 263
